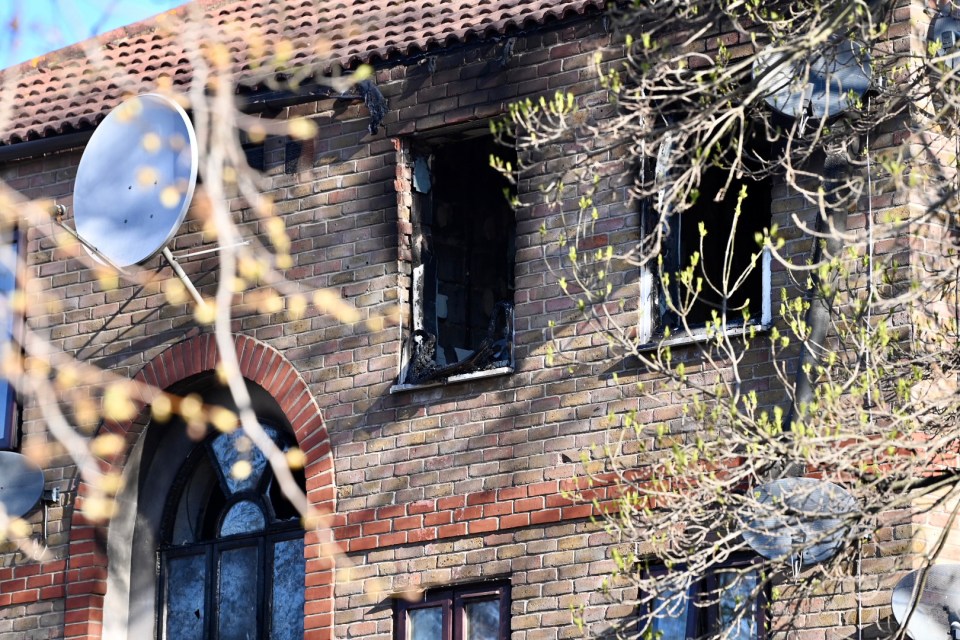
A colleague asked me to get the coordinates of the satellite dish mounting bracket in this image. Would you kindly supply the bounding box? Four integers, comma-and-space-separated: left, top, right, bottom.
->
52, 204, 126, 273
160, 246, 204, 307
52, 203, 205, 307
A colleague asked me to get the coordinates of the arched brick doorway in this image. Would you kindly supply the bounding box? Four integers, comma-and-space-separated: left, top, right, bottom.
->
64, 334, 334, 640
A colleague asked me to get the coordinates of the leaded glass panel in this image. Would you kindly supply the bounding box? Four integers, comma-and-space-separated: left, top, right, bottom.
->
217, 545, 259, 639
270, 538, 306, 640
163, 552, 206, 640
219, 500, 265, 537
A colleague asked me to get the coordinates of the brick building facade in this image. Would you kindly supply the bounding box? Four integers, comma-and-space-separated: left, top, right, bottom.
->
0, 0, 950, 639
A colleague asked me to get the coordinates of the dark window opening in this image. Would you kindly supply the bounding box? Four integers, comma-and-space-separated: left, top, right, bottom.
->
157, 423, 305, 640
403, 133, 516, 385
653, 124, 774, 336
662, 167, 771, 329
395, 581, 510, 640
643, 562, 766, 640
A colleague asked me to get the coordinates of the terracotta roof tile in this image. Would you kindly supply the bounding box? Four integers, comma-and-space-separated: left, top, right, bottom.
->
0, 0, 602, 145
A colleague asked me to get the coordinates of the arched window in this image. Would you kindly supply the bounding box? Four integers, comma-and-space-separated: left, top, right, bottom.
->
157, 423, 306, 640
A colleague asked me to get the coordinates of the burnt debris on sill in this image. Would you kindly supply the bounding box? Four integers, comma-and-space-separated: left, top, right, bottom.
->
398, 301, 514, 389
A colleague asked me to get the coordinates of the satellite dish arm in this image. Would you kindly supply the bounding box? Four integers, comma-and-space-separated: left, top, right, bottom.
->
52, 204, 204, 307
161, 247, 205, 307
52, 204, 126, 273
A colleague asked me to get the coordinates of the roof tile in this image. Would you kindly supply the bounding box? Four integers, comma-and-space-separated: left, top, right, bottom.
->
0, 0, 603, 146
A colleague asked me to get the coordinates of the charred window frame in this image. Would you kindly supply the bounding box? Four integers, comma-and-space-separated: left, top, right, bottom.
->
156, 423, 306, 640
638, 131, 773, 344
395, 581, 510, 640
397, 131, 517, 388
642, 560, 767, 640
0, 228, 20, 449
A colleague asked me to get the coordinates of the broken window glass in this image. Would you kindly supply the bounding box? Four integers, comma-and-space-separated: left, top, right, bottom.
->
209, 424, 280, 494
217, 546, 259, 639
403, 133, 516, 385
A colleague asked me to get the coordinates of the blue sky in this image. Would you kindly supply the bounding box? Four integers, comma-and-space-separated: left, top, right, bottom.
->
0, 0, 186, 68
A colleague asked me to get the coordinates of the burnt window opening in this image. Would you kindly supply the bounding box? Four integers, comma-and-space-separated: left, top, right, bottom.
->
661, 167, 772, 329
403, 133, 517, 386
646, 129, 774, 341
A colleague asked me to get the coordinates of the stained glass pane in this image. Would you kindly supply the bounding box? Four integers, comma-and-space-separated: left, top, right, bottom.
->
220, 500, 266, 537
408, 606, 442, 640
465, 598, 499, 640
163, 552, 206, 640
211, 425, 279, 494
717, 570, 759, 640
218, 546, 259, 639
650, 588, 690, 639
270, 538, 305, 640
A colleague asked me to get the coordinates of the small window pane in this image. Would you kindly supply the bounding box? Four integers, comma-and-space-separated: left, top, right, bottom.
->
219, 500, 266, 537
211, 425, 279, 494
163, 553, 206, 640
650, 588, 690, 639
270, 538, 305, 640
408, 606, 443, 640
464, 598, 499, 640
717, 570, 759, 640
218, 546, 259, 639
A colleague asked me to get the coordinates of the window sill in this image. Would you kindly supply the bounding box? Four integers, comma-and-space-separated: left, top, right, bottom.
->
637, 320, 772, 352
389, 366, 514, 394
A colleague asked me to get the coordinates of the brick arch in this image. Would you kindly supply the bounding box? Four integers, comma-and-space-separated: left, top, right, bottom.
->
64, 333, 335, 640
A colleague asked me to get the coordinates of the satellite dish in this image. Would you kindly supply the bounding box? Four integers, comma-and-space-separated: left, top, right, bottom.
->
73, 94, 198, 268
930, 6, 960, 71
754, 40, 871, 119
740, 477, 857, 566
0, 451, 45, 518
892, 565, 960, 640
754, 49, 812, 119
